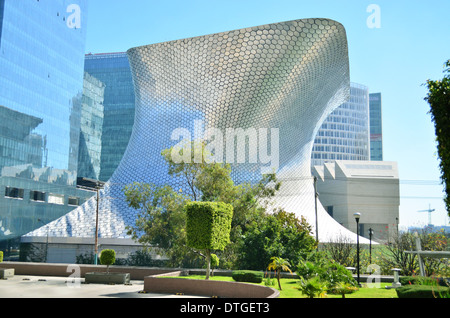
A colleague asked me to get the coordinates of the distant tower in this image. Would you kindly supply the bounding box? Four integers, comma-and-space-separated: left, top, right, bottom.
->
369, 93, 383, 161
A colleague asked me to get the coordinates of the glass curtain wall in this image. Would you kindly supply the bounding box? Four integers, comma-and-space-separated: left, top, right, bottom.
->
311, 82, 370, 167
369, 93, 383, 161
84, 53, 136, 182
0, 0, 90, 252
77, 72, 105, 181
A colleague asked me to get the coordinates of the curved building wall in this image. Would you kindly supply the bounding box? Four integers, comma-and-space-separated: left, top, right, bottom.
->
24, 18, 371, 244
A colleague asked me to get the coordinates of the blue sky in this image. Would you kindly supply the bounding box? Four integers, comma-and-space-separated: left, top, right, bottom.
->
83, 0, 450, 228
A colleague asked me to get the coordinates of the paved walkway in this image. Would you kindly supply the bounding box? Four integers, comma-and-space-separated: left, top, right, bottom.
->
0, 275, 204, 298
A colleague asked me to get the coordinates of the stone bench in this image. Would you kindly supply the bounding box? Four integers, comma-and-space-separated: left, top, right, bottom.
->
0, 268, 15, 279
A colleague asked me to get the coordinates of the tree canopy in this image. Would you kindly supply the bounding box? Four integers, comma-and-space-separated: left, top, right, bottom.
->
425, 60, 450, 216
124, 142, 317, 269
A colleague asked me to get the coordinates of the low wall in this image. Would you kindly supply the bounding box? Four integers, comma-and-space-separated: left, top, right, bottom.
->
144, 275, 279, 298
0, 262, 184, 280
0, 262, 279, 298
0, 262, 394, 283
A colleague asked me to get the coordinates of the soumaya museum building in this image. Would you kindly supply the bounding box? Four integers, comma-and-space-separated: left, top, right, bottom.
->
1, 1, 399, 263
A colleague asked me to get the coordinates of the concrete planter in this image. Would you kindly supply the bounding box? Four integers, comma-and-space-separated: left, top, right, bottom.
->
0, 268, 15, 279
85, 272, 130, 285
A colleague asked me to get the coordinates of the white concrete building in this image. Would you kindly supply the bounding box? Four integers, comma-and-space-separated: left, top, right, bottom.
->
312, 160, 400, 242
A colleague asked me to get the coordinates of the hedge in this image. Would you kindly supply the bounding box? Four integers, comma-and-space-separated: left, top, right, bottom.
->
232, 270, 264, 283
396, 285, 449, 298
185, 201, 233, 251
399, 276, 449, 287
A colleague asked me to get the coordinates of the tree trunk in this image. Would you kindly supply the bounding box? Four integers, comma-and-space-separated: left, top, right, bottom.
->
277, 271, 282, 290
205, 249, 211, 280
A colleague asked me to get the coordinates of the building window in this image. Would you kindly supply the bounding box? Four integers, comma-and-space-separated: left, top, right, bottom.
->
30, 190, 45, 202
68, 197, 80, 206
325, 206, 333, 217
5, 187, 24, 199
48, 193, 64, 205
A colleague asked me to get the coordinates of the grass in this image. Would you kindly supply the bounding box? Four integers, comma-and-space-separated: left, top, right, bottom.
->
182, 275, 398, 298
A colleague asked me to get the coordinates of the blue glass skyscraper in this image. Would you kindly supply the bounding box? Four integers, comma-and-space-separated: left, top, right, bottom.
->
84, 53, 136, 182
77, 72, 105, 181
0, 0, 90, 248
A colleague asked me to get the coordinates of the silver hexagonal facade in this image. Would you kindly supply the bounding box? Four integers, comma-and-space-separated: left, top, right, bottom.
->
24, 18, 370, 244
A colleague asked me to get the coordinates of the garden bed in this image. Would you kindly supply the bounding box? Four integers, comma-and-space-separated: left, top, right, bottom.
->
143, 272, 279, 298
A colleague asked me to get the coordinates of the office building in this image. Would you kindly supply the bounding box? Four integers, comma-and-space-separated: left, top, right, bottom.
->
0, 0, 91, 250
77, 72, 105, 181
311, 82, 370, 167
369, 93, 383, 161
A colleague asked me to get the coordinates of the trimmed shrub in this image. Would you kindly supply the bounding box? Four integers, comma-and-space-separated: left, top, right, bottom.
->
185, 201, 233, 251
99, 249, 116, 273
0, 251, 3, 263
232, 270, 264, 283
396, 285, 449, 298
185, 201, 233, 280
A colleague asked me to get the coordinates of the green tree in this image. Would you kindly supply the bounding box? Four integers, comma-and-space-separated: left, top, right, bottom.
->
161, 142, 281, 267
124, 143, 282, 268
296, 251, 357, 290
210, 253, 219, 276
298, 276, 327, 298
267, 256, 292, 290
425, 59, 450, 216
378, 229, 449, 276
124, 183, 198, 267
99, 249, 116, 273
236, 209, 317, 270
185, 201, 233, 279
379, 231, 417, 276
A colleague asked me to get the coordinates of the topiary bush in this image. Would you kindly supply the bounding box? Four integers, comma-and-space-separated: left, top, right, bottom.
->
185, 201, 233, 280
396, 285, 449, 298
99, 249, 116, 273
185, 201, 233, 251
232, 270, 264, 283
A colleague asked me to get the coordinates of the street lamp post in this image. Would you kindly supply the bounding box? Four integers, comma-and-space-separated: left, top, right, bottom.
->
353, 212, 361, 287
76, 177, 105, 265
368, 228, 374, 264
313, 176, 319, 244
94, 185, 100, 265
